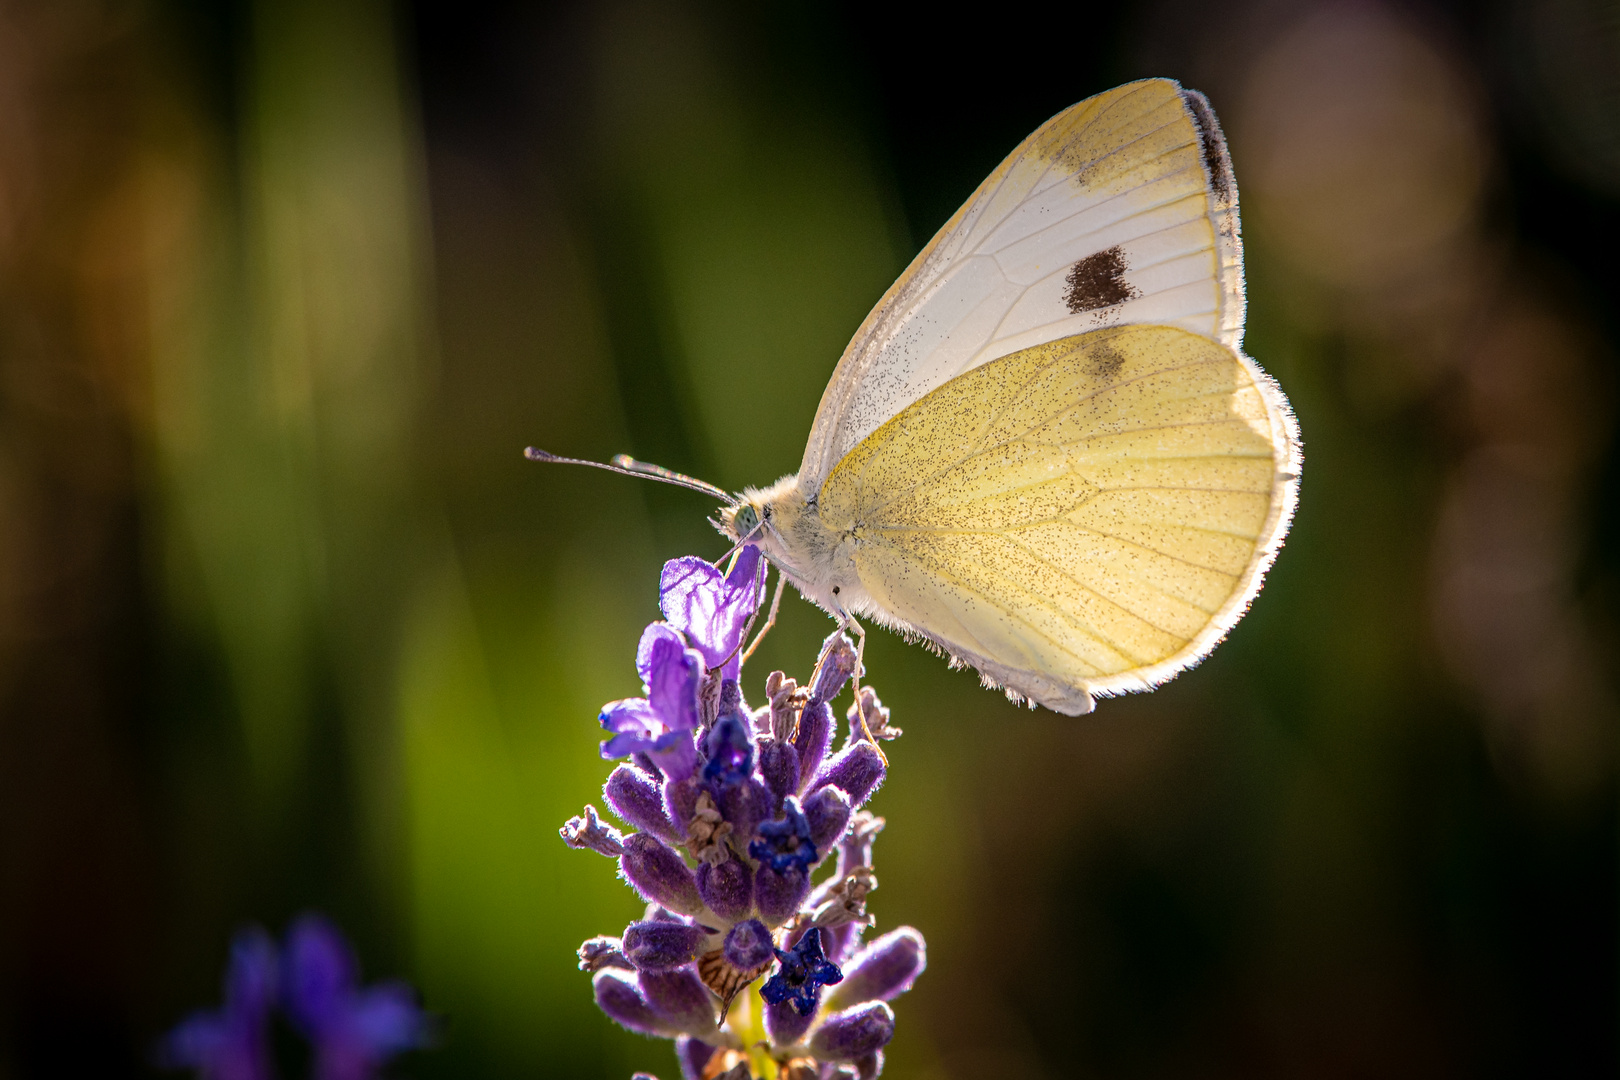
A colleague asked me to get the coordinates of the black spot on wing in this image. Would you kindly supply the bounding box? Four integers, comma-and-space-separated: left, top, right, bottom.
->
1182, 89, 1233, 204
1063, 246, 1140, 314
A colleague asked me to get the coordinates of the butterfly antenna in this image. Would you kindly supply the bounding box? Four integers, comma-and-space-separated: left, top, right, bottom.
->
524, 448, 731, 501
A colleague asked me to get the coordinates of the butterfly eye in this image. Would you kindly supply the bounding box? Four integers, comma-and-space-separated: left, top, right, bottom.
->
733, 504, 759, 537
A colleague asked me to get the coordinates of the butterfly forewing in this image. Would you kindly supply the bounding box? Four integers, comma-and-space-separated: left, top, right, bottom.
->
800, 79, 1246, 496
818, 325, 1292, 714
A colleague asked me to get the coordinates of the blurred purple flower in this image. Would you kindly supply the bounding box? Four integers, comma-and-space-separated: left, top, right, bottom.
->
283, 916, 431, 1080
659, 547, 763, 680
600, 623, 705, 779
156, 927, 278, 1080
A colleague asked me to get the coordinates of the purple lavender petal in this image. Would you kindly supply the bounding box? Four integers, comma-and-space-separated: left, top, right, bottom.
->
696, 857, 754, 923
811, 743, 885, 808
803, 786, 852, 853
619, 834, 703, 915
636, 622, 688, 688
758, 739, 799, 810
754, 862, 811, 925
763, 996, 814, 1047
622, 920, 710, 971
806, 631, 857, 705
593, 969, 668, 1036
825, 928, 925, 1008
675, 1036, 717, 1080
660, 548, 763, 679
721, 919, 774, 971
600, 698, 659, 758
639, 967, 720, 1037
645, 634, 704, 735
808, 1002, 895, 1062
605, 764, 680, 844
793, 702, 832, 788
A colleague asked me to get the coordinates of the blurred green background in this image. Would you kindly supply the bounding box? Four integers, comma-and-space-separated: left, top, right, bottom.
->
0, 0, 1616, 1077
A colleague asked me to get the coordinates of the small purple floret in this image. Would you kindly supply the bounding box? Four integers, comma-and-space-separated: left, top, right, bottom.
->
812, 742, 886, 808
826, 929, 926, 1008
760, 927, 843, 1017
721, 919, 774, 971
604, 765, 680, 844
763, 996, 814, 1047
793, 702, 832, 786
623, 920, 709, 972
639, 967, 720, 1037
749, 796, 817, 874
806, 631, 857, 706
757, 739, 799, 810
696, 857, 754, 923
803, 786, 852, 853
808, 1002, 895, 1062
593, 969, 667, 1036
619, 833, 703, 915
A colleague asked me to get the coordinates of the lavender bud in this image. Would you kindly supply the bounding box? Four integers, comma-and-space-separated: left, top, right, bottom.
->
754, 863, 811, 925
622, 920, 710, 971
716, 775, 772, 845
804, 785, 852, 853
696, 856, 754, 923
825, 920, 863, 965
758, 739, 799, 810
605, 765, 680, 844
632, 752, 662, 779
592, 969, 666, 1036
792, 703, 832, 791
664, 775, 700, 840
675, 1037, 716, 1080
721, 918, 774, 971
619, 833, 702, 915
808, 1002, 895, 1062
854, 1051, 883, 1080
825, 928, 925, 1008
640, 967, 719, 1037
764, 996, 814, 1047
807, 631, 857, 705
561, 805, 625, 857
811, 743, 885, 808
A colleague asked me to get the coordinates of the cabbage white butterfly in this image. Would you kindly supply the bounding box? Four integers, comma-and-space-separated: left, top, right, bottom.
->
533, 79, 1300, 715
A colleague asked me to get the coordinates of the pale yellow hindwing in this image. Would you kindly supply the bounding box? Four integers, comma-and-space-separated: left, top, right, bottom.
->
818, 324, 1295, 708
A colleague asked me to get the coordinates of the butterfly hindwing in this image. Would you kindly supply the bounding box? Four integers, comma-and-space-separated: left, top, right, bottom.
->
817, 325, 1294, 713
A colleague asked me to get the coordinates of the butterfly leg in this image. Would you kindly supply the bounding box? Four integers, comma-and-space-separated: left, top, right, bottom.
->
740, 570, 787, 666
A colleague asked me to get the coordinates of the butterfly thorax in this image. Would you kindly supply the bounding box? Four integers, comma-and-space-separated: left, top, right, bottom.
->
721, 474, 867, 621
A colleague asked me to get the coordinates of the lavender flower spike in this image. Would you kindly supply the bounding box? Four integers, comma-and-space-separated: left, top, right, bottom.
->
282, 915, 432, 1080
570, 550, 923, 1077
156, 927, 277, 1080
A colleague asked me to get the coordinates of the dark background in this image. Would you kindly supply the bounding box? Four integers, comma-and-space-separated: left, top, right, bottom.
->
0, 0, 1615, 1077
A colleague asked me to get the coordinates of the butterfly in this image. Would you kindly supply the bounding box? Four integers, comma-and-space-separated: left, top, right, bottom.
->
533, 79, 1300, 715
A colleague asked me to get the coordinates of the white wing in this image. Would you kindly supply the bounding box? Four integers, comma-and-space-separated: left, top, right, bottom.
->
799, 79, 1245, 496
